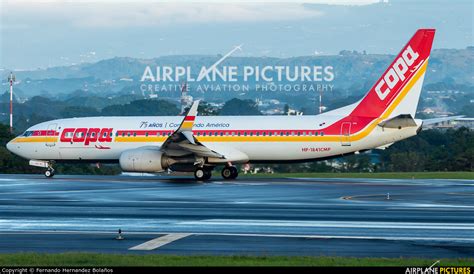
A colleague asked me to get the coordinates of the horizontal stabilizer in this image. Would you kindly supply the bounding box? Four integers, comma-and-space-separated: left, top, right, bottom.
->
422, 115, 464, 127
378, 114, 417, 128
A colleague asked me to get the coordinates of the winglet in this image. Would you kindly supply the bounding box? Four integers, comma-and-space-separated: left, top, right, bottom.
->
177, 100, 200, 133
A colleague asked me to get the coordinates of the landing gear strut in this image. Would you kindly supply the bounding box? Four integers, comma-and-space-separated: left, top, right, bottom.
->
194, 167, 212, 181
221, 166, 238, 180
29, 160, 56, 178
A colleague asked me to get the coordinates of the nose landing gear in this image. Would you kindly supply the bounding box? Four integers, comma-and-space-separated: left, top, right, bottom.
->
29, 160, 56, 178
44, 168, 55, 178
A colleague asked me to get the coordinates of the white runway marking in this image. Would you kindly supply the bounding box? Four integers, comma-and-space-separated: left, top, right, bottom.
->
0, 230, 472, 243
129, 233, 191, 250
179, 219, 474, 230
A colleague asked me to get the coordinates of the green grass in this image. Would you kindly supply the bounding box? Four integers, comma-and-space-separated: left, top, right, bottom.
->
241, 172, 473, 180
0, 253, 473, 266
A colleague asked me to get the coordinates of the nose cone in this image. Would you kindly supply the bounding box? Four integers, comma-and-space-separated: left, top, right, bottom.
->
6, 139, 17, 154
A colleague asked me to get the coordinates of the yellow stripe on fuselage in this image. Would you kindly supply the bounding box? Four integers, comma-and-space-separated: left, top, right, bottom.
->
12, 137, 58, 143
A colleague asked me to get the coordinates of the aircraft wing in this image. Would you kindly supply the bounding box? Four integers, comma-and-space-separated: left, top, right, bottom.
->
160, 100, 226, 159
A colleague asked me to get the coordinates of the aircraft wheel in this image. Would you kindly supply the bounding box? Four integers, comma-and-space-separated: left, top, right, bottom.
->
230, 166, 238, 179
195, 168, 211, 181
222, 166, 238, 180
45, 169, 55, 178
203, 169, 212, 180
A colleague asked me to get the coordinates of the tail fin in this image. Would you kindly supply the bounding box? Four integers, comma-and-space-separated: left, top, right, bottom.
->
350, 29, 435, 119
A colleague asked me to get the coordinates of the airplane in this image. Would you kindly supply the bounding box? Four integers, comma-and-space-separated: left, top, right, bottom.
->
7, 29, 435, 181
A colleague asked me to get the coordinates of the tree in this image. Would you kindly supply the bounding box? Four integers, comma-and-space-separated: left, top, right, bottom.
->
219, 98, 261, 115
378, 127, 473, 172
197, 102, 219, 116
60, 106, 100, 118
101, 99, 179, 116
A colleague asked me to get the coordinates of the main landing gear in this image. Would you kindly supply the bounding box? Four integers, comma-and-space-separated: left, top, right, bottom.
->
193, 164, 238, 181
221, 166, 238, 180
194, 167, 212, 181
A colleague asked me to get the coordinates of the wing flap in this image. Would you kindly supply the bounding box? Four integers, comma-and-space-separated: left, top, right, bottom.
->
178, 143, 225, 158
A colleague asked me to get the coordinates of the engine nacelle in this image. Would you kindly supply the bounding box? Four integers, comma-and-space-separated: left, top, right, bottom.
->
119, 148, 171, 173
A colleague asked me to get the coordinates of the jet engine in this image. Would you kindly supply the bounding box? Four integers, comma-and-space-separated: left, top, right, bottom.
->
119, 148, 173, 172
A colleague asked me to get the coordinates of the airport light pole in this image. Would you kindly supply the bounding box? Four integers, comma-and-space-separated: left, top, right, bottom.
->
8, 72, 16, 133
319, 89, 322, 114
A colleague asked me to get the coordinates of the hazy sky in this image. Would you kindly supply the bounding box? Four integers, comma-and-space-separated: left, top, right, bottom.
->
1, 0, 472, 69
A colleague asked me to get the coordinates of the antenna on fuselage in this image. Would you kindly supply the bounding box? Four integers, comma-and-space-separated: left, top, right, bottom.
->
8, 72, 16, 133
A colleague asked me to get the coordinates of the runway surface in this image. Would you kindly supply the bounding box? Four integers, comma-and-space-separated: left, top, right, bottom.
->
0, 174, 473, 257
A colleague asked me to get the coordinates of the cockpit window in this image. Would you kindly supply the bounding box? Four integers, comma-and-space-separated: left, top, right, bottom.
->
22, 131, 34, 137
